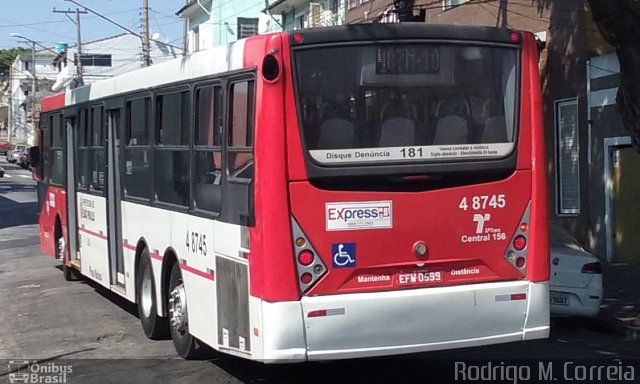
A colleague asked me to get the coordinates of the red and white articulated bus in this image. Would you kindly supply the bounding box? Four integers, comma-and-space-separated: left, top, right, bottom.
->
33, 23, 549, 362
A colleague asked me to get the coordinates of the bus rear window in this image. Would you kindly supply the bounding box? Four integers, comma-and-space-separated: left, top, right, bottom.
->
293, 43, 518, 166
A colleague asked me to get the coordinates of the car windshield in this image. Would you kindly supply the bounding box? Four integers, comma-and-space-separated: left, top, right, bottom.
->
549, 224, 583, 251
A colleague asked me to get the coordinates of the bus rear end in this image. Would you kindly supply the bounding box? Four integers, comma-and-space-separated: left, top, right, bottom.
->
268, 24, 548, 361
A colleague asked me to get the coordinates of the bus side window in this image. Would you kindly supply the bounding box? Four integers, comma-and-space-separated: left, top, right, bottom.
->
227, 80, 254, 181
154, 91, 190, 207
194, 85, 223, 213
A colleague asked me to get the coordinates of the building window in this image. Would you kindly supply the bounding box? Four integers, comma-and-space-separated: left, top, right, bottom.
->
297, 14, 306, 29
330, 0, 340, 13
237, 18, 259, 39
443, 0, 470, 9
79, 54, 112, 67
348, 0, 358, 10
555, 98, 580, 215
192, 25, 200, 52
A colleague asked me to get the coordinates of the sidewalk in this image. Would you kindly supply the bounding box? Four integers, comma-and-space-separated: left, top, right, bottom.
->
594, 262, 640, 340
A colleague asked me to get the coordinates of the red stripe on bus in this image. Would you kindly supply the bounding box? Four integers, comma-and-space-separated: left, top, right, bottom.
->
79, 225, 108, 240
122, 239, 162, 261
149, 250, 163, 261
123, 240, 136, 251
180, 263, 215, 281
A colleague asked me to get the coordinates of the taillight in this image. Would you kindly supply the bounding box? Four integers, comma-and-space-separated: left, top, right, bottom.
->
513, 235, 527, 251
504, 203, 531, 274
298, 250, 314, 266
581, 262, 602, 274
291, 216, 327, 294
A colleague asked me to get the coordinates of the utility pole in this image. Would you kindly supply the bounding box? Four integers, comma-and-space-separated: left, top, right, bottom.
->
30, 42, 36, 136
142, 0, 151, 67
54, 7, 88, 85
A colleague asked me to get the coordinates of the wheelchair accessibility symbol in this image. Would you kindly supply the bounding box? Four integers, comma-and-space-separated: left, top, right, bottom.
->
332, 243, 356, 268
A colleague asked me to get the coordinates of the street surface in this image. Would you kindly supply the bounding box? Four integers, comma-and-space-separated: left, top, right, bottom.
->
0, 158, 638, 384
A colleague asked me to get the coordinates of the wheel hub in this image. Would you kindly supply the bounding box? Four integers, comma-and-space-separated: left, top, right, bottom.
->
57, 237, 65, 261
140, 269, 153, 318
169, 283, 187, 333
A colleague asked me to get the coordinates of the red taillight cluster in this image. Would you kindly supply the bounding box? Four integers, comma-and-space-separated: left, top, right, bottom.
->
581, 262, 602, 274
291, 217, 327, 294
504, 204, 531, 274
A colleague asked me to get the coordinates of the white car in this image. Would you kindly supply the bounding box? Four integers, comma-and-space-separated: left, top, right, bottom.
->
549, 224, 603, 317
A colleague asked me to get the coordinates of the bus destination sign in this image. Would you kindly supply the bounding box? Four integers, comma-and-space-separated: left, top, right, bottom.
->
376, 46, 440, 75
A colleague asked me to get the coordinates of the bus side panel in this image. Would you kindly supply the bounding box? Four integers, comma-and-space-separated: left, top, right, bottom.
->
281, 35, 307, 183
522, 32, 549, 283
77, 192, 110, 288
244, 33, 300, 302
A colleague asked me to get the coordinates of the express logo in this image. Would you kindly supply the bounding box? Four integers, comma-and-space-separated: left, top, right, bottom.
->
326, 201, 392, 231
328, 207, 389, 222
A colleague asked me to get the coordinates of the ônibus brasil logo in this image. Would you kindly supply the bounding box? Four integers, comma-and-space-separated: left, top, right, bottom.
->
8, 360, 73, 384
325, 201, 392, 231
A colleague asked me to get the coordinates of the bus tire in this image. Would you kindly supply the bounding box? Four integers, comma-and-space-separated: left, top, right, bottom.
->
55, 229, 80, 281
168, 263, 212, 359
136, 249, 169, 340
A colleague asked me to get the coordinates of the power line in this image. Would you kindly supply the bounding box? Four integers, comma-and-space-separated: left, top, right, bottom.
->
63, 0, 182, 52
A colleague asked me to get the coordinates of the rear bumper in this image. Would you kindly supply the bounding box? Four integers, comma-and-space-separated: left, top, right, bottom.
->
260, 281, 549, 362
550, 277, 602, 317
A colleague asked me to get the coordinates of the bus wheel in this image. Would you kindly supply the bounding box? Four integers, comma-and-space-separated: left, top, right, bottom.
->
56, 231, 80, 281
136, 249, 169, 339
168, 263, 211, 359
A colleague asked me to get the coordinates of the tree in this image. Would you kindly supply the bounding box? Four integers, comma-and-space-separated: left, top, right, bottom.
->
0, 48, 28, 77
587, 0, 640, 151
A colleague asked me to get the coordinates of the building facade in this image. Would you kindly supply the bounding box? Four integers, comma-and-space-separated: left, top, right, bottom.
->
7, 49, 57, 145
177, 0, 283, 52
52, 33, 179, 91
4, 33, 178, 146
265, 0, 347, 30
345, 0, 636, 263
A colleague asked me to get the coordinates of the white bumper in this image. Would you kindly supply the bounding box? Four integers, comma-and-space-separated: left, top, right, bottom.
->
259, 281, 549, 362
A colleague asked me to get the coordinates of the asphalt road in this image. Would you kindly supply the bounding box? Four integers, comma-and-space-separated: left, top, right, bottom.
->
0, 158, 638, 384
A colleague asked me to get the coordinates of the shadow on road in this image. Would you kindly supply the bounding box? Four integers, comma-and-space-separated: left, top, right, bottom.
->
0, 173, 38, 229
64, 274, 141, 320
0, 196, 37, 229
212, 355, 451, 383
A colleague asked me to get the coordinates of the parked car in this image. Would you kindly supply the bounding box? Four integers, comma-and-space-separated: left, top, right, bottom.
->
549, 224, 603, 317
18, 147, 31, 170
0, 142, 10, 156
6, 144, 26, 163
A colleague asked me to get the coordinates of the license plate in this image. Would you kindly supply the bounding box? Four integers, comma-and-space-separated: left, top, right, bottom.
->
550, 294, 569, 306
396, 271, 443, 286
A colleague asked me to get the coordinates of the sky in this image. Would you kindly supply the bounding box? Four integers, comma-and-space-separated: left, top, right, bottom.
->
0, 0, 184, 51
